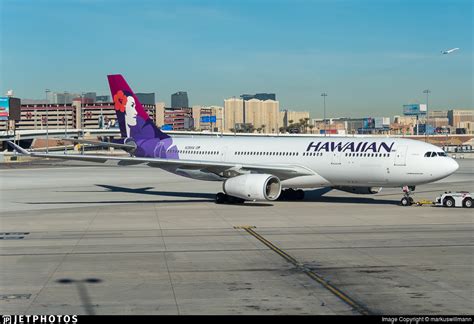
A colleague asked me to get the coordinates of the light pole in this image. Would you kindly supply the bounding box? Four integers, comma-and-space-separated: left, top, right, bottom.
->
64, 105, 68, 154
321, 93, 327, 135
423, 89, 431, 135
56, 278, 102, 315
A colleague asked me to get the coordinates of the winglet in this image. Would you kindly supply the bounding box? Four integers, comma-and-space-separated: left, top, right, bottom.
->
6, 141, 31, 155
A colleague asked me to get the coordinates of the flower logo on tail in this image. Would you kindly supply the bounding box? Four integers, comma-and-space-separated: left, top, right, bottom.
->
113, 90, 127, 112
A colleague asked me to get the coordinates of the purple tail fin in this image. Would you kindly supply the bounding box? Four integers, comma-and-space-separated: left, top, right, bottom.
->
107, 74, 169, 140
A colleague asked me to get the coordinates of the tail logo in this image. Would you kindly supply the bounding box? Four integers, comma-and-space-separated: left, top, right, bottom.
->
113, 90, 127, 112
113, 90, 138, 137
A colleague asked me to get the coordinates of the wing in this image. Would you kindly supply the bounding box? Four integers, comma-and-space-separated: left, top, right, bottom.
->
7, 141, 314, 180
57, 137, 136, 151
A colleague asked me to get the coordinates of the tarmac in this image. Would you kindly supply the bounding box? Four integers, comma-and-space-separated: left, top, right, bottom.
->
0, 159, 473, 315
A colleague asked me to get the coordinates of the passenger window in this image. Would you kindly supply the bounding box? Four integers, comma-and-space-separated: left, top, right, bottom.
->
424, 152, 431, 157
431, 152, 437, 157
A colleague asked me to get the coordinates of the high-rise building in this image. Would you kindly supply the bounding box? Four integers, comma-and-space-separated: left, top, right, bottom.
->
83, 92, 97, 102
224, 98, 244, 132
136, 93, 155, 105
96, 95, 110, 103
243, 99, 279, 133
192, 105, 224, 132
447, 109, 474, 127
52, 92, 80, 104
155, 102, 165, 126
171, 91, 189, 108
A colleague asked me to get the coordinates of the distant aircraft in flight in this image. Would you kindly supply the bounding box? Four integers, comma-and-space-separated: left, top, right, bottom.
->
442, 48, 459, 54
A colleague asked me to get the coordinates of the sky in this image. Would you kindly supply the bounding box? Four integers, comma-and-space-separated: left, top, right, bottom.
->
0, 0, 472, 118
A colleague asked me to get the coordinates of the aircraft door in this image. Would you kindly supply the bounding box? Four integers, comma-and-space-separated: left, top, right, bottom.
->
394, 145, 407, 166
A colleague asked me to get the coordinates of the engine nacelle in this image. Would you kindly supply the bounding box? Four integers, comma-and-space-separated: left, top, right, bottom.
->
223, 174, 281, 201
334, 186, 382, 194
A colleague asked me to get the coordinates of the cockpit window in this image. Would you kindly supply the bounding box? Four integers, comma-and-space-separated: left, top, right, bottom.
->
425, 151, 448, 157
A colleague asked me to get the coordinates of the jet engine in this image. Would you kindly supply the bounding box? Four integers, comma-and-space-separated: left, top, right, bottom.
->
334, 186, 382, 194
223, 174, 281, 201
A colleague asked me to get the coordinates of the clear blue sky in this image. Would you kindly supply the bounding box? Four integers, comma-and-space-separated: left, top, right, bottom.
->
0, 0, 472, 118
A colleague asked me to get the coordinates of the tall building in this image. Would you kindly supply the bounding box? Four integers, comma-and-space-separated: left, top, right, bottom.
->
96, 95, 110, 103
51, 92, 80, 104
136, 93, 155, 105
447, 109, 474, 127
155, 102, 165, 126
82, 92, 97, 102
280, 110, 310, 129
171, 91, 189, 108
192, 105, 224, 132
243, 99, 279, 133
224, 98, 244, 132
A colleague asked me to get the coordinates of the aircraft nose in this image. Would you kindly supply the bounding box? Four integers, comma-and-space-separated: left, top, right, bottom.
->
446, 158, 459, 175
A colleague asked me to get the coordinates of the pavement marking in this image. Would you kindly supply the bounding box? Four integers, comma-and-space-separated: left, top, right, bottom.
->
235, 225, 371, 315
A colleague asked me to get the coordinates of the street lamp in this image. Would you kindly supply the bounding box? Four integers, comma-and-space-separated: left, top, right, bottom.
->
321, 93, 328, 135
423, 89, 431, 134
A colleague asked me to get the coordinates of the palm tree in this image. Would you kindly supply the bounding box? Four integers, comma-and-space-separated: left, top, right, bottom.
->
261, 124, 266, 134
309, 125, 314, 134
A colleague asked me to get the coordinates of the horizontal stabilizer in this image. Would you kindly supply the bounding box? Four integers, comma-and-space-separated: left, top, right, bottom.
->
56, 137, 137, 151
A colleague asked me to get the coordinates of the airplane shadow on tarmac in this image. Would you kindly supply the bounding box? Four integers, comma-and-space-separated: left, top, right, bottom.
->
301, 187, 399, 205
37, 185, 399, 206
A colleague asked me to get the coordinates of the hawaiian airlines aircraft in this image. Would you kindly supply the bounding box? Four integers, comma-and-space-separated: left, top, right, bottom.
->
7, 75, 459, 206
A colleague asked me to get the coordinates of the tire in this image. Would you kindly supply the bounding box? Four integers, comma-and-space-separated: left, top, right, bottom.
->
463, 198, 472, 208
401, 197, 411, 206
443, 197, 455, 208
215, 192, 226, 204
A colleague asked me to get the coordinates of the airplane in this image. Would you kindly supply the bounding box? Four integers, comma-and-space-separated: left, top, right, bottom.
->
442, 48, 459, 54
7, 74, 460, 207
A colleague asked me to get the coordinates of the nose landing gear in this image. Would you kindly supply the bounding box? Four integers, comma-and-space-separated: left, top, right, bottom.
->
400, 186, 415, 206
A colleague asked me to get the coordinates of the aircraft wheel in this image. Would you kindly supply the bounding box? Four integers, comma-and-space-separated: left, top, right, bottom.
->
462, 198, 472, 208
215, 192, 226, 204
400, 197, 412, 207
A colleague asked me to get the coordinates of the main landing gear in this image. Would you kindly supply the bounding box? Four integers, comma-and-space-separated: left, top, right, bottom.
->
400, 186, 415, 206
277, 189, 305, 201
215, 192, 245, 204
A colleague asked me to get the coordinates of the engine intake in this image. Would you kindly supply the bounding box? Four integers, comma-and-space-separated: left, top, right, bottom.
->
223, 174, 281, 201
334, 186, 382, 194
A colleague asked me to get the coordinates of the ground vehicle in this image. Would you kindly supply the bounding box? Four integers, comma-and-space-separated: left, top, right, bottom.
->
435, 192, 473, 208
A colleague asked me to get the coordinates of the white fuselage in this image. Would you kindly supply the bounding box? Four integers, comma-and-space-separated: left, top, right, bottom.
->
163, 136, 458, 189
